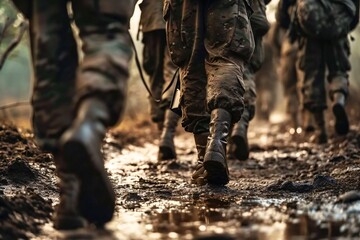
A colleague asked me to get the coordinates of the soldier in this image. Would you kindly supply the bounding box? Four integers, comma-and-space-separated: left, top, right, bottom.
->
228, 0, 271, 161
12, 0, 136, 229
278, 0, 358, 143
139, 0, 180, 161
164, 0, 255, 185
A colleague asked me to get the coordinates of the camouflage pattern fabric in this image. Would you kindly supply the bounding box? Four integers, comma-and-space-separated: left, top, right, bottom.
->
164, 0, 255, 133
12, 0, 136, 152
142, 30, 178, 124
297, 36, 351, 111
140, 0, 178, 125
297, 0, 356, 39
254, 32, 279, 120
242, 0, 270, 120
278, 0, 353, 111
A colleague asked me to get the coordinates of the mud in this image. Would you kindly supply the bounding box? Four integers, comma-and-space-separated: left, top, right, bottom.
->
1, 119, 360, 239
0, 125, 56, 240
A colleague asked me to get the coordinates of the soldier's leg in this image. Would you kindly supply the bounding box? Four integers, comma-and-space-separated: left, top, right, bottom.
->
326, 37, 351, 135
280, 39, 301, 129
29, 0, 83, 230
204, 0, 254, 185
228, 66, 256, 161
164, 0, 209, 184
60, 0, 136, 226
228, 0, 268, 161
142, 30, 167, 127
158, 43, 180, 160
298, 38, 327, 143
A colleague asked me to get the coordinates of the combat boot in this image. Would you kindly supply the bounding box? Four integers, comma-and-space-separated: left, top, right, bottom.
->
191, 132, 209, 185
60, 98, 115, 227
332, 92, 349, 135
311, 110, 328, 144
203, 108, 231, 185
158, 110, 180, 160
228, 108, 250, 161
53, 170, 86, 230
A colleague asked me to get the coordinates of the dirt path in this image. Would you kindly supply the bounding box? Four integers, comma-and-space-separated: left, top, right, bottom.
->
1, 121, 360, 239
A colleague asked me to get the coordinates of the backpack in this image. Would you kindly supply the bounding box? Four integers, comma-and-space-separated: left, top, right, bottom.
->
296, 0, 356, 39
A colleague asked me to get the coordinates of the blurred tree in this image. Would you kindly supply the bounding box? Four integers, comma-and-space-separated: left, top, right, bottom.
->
0, 0, 27, 70
0, 0, 32, 127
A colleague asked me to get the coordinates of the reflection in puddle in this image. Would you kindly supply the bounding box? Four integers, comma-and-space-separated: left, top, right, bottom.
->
36, 130, 360, 239
102, 140, 360, 240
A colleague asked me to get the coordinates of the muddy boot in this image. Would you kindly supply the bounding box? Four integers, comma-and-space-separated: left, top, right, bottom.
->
311, 111, 328, 144
158, 110, 180, 160
228, 108, 250, 161
191, 132, 209, 185
203, 108, 231, 185
60, 98, 115, 227
53, 170, 86, 230
332, 92, 349, 135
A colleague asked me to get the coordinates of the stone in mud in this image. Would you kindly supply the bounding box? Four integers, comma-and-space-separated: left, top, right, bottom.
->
337, 191, 360, 204
123, 192, 143, 201
267, 180, 314, 193
313, 175, 337, 189
280, 181, 314, 193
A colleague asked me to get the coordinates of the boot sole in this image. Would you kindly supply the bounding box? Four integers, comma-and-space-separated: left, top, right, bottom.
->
333, 103, 349, 135
229, 135, 249, 161
62, 138, 115, 227
203, 151, 229, 185
158, 146, 176, 160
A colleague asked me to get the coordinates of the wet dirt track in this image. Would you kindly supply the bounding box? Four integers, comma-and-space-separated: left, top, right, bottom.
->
1, 120, 360, 239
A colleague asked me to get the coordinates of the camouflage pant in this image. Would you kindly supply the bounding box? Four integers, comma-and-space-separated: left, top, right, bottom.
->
254, 36, 278, 119
142, 30, 177, 124
12, 0, 135, 151
280, 37, 300, 115
297, 36, 351, 111
242, 0, 270, 119
164, 0, 254, 133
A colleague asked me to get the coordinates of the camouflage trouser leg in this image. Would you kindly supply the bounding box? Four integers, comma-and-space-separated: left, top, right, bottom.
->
243, 67, 256, 120
325, 37, 351, 100
280, 38, 299, 116
205, 0, 254, 123
165, 0, 209, 133
31, 0, 79, 151
71, 0, 135, 126
19, 0, 135, 151
142, 30, 178, 123
162, 42, 178, 107
298, 38, 327, 111
142, 30, 167, 123
243, 36, 263, 120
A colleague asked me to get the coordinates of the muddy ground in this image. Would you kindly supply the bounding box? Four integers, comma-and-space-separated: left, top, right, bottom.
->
1, 116, 360, 240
